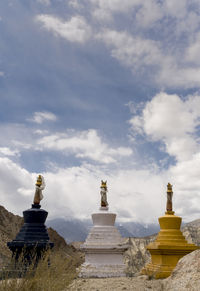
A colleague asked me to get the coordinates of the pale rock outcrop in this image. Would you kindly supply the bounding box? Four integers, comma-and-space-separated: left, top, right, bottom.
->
124, 235, 156, 275
164, 249, 200, 291
182, 219, 200, 245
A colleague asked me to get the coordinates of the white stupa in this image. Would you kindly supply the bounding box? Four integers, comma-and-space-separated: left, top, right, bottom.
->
79, 181, 128, 278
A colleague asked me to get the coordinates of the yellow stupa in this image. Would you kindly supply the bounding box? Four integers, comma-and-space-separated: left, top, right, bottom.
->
141, 183, 199, 279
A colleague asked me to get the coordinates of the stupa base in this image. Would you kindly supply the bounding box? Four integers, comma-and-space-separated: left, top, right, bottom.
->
141, 212, 199, 279
141, 262, 173, 279
79, 262, 126, 278
141, 246, 198, 279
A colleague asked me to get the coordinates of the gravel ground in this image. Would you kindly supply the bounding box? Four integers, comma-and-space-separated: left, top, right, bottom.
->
67, 276, 164, 291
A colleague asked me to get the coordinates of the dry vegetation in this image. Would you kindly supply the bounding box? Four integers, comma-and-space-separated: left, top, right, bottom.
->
0, 251, 81, 291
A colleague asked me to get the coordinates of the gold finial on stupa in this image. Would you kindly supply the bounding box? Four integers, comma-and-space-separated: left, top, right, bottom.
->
101, 180, 107, 189
167, 183, 173, 192
36, 175, 42, 187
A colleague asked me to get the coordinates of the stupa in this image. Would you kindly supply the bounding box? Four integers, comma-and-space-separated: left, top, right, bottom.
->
7, 175, 54, 267
141, 183, 199, 279
79, 181, 128, 278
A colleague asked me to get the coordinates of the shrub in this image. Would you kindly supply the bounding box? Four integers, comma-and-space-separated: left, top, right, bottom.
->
0, 251, 79, 291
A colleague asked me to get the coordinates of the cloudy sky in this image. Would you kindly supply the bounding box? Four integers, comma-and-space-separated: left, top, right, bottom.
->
1, 0, 200, 224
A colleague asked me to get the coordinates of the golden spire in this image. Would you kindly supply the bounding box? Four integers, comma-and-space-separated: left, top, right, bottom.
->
101, 180, 107, 189
167, 183, 173, 193
36, 175, 42, 187
166, 182, 173, 213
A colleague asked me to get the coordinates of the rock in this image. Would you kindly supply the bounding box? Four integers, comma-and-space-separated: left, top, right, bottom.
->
182, 219, 200, 246
163, 249, 200, 290
124, 235, 156, 275
0, 205, 23, 267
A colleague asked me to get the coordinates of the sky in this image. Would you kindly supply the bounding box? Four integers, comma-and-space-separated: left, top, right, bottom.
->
1, 0, 200, 224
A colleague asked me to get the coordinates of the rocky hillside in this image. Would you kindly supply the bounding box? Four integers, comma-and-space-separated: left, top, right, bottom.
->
0, 205, 82, 268
124, 235, 156, 274
181, 219, 200, 245
0, 205, 23, 267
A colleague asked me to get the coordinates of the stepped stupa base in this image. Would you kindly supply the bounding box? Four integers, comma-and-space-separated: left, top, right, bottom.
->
141, 211, 199, 279
79, 207, 128, 278
142, 247, 198, 279
79, 263, 126, 278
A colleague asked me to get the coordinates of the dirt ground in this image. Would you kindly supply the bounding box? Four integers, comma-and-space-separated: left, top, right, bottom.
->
67, 276, 164, 291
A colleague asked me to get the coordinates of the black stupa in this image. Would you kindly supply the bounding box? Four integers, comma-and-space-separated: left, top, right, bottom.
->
7, 175, 54, 265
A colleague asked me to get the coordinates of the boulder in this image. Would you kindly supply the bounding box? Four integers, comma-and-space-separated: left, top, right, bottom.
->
164, 249, 200, 290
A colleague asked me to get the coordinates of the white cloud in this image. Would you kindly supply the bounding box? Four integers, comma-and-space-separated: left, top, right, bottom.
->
90, 0, 197, 28
89, 0, 140, 22
68, 0, 83, 10
128, 92, 200, 221
0, 157, 35, 213
89, 0, 200, 88
0, 155, 166, 223
0, 71, 4, 77
0, 123, 34, 152
142, 94, 196, 139
157, 65, 200, 88
12, 141, 32, 150
90, 0, 162, 27
164, 0, 187, 19
37, 129, 133, 164
0, 124, 133, 166
130, 92, 200, 161
34, 129, 49, 135
2, 151, 199, 224
0, 147, 19, 157
17, 187, 33, 197
97, 29, 162, 70
97, 28, 200, 88
33, 0, 200, 88
90, 0, 140, 14
36, 14, 91, 43
168, 152, 200, 220
135, 0, 163, 28
1, 116, 200, 223
28, 111, 57, 124
92, 8, 113, 22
